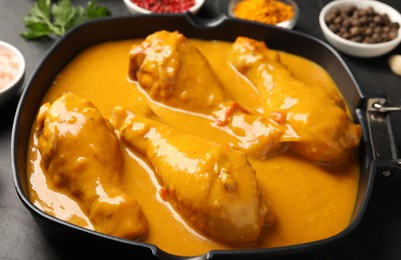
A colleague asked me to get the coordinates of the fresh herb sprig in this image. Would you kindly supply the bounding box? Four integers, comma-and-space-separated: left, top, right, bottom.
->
21, 0, 111, 40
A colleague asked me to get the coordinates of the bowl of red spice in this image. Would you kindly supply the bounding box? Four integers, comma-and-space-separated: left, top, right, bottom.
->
228, 0, 299, 29
319, 0, 401, 57
123, 0, 205, 14
0, 41, 25, 106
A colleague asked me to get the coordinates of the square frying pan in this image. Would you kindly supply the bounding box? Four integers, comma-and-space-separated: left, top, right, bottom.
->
11, 14, 401, 259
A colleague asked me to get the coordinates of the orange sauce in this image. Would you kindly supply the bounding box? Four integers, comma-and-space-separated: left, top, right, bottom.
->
26, 39, 359, 256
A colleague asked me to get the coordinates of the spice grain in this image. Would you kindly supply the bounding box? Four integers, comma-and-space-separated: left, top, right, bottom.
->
325, 5, 400, 44
233, 0, 294, 25
130, 0, 195, 13
0, 49, 19, 90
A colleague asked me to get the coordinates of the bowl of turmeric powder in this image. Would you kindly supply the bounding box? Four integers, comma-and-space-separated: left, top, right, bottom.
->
228, 0, 299, 29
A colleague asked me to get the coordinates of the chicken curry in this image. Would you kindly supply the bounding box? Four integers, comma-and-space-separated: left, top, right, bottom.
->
27, 31, 361, 256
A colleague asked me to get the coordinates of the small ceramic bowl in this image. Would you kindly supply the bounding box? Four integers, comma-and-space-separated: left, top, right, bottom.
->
123, 0, 205, 14
0, 41, 25, 106
228, 0, 299, 29
319, 0, 401, 58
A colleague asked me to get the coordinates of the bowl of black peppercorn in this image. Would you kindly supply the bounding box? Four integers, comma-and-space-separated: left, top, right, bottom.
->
319, 0, 401, 57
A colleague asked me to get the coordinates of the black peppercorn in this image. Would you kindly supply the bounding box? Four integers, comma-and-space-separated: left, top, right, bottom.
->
325, 5, 400, 44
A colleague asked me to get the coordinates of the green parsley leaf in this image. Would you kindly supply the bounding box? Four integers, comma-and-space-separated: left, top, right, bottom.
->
21, 0, 111, 40
21, 22, 54, 40
52, 0, 85, 35
86, 0, 112, 19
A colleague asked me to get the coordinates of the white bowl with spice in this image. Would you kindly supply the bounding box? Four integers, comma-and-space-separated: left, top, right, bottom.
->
319, 0, 401, 58
228, 0, 299, 29
0, 41, 25, 106
123, 0, 205, 14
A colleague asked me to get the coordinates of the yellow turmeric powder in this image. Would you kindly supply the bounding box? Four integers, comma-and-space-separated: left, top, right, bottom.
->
233, 0, 294, 25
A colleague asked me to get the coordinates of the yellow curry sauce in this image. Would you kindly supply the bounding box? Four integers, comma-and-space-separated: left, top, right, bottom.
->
27, 38, 359, 256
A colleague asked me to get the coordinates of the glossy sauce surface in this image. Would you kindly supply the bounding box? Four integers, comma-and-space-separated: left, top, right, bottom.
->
27, 39, 359, 256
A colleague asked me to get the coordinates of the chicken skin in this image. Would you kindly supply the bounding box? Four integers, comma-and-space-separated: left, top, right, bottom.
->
229, 37, 362, 164
111, 106, 271, 245
128, 30, 285, 159
36, 93, 148, 239
129, 30, 227, 114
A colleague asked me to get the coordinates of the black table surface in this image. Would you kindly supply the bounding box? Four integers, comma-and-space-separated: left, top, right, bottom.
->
1, 0, 401, 259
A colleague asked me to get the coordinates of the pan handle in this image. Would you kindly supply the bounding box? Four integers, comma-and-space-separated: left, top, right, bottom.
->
365, 98, 401, 179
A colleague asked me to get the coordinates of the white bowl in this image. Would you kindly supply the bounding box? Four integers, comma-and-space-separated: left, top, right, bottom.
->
319, 0, 401, 58
228, 0, 299, 29
0, 41, 25, 106
123, 0, 205, 14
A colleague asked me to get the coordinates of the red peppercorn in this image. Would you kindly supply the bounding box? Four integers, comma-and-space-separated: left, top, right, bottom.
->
130, 0, 196, 13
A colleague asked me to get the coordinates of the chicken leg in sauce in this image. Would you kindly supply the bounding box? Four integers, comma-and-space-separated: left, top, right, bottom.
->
111, 106, 271, 245
128, 30, 285, 159
36, 93, 148, 240
229, 37, 361, 164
